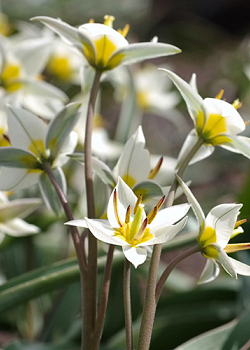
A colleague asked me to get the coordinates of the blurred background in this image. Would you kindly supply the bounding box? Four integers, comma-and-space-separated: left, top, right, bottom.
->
2, 0, 250, 349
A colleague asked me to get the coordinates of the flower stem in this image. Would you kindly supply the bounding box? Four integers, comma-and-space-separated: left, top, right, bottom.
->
137, 137, 204, 350
84, 69, 102, 347
92, 245, 115, 347
123, 258, 134, 350
155, 245, 200, 302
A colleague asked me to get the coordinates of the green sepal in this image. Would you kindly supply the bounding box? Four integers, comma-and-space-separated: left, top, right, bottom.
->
133, 180, 163, 202
0, 147, 40, 169
39, 167, 66, 215
46, 103, 81, 160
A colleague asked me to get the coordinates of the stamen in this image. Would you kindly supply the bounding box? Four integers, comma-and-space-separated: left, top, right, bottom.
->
147, 196, 165, 224
215, 89, 224, 100
113, 189, 123, 227
224, 243, 250, 253
118, 24, 130, 37
88, 18, 94, 23
134, 218, 148, 241
234, 218, 247, 229
232, 99, 242, 110
148, 156, 163, 180
125, 205, 131, 224
104, 15, 115, 28
134, 194, 142, 214
245, 121, 249, 126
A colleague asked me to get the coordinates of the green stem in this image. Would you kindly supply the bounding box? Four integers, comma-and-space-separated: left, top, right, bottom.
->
155, 245, 200, 302
137, 137, 204, 350
92, 245, 114, 347
84, 69, 102, 348
123, 258, 133, 350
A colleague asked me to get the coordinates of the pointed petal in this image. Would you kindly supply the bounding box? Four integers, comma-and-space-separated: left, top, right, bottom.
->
0, 168, 40, 191
0, 147, 39, 169
144, 216, 188, 245
176, 129, 214, 168
216, 246, 237, 279
159, 69, 205, 123
198, 259, 220, 284
85, 217, 126, 246
7, 105, 47, 151
111, 42, 181, 67
221, 135, 250, 159
133, 180, 163, 203
176, 175, 205, 232
206, 203, 242, 248
107, 177, 139, 228
46, 103, 81, 159
122, 245, 147, 268
54, 132, 78, 167
0, 198, 41, 222
31, 16, 81, 47
113, 126, 151, 185
229, 257, 250, 276
0, 218, 39, 236
23, 79, 68, 101
150, 203, 190, 228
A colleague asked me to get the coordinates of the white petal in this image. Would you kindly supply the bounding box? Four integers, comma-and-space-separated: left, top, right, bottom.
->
107, 177, 139, 228
85, 217, 127, 246
198, 259, 220, 284
122, 245, 147, 268
7, 106, 47, 151
112, 42, 181, 67
159, 69, 205, 124
221, 135, 250, 159
176, 130, 214, 168
150, 203, 190, 229
0, 218, 39, 236
203, 98, 245, 135
206, 203, 242, 248
145, 216, 188, 245
216, 246, 237, 279
0, 168, 40, 191
176, 175, 205, 232
229, 257, 250, 276
113, 126, 150, 185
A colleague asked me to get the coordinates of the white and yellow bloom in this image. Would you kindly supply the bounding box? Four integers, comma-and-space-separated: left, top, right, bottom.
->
31, 15, 181, 72
177, 176, 250, 283
66, 177, 189, 267
160, 69, 250, 166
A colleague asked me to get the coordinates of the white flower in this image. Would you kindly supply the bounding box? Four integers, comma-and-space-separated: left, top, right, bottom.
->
177, 176, 250, 283
66, 177, 189, 268
160, 69, 250, 166
31, 15, 181, 71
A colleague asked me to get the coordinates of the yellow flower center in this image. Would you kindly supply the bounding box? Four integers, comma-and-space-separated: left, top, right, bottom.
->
28, 139, 47, 159
196, 110, 231, 145
1, 64, 22, 92
0, 129, 10, 147
199, 226, 219, 259
114, 222, 153, 247
137, 91, 149, 109
47, 56, 72, 80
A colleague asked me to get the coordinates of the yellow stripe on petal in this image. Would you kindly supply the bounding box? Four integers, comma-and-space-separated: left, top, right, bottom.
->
199, 226, 216, 246
122, 174, 136, 188
202, 244, 219, 259
94, 35, 117, 69
1, 64, 22, 92
195, 110, 206, 134
47, 56, 72, 80
29, 139, 46, 158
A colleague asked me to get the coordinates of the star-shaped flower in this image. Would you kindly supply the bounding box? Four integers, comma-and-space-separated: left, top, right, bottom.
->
31, 15, 181, 72
177, 176, 250, 283
66, 177, 189, 268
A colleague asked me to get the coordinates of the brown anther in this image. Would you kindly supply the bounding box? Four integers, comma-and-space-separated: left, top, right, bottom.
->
125, 205, 131, 224
215, 89, 224, 100
147, 206, 157, 224
147, 196, 165, 224
3, 134, 10, 144
134, 218, 148, 241
134, 194, 142, 214
118, 24, 130, 37
113, 189, 123, 227
148, 156, 163, 180
234, 218, 247, 229
232, 99, 242, 110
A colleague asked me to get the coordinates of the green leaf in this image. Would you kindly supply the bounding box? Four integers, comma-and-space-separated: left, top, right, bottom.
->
39, 168, 66, 215
46, 103, 81, 160
0, 148, 39, 169
3, 340, 79, 350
